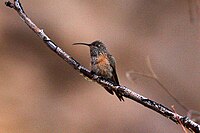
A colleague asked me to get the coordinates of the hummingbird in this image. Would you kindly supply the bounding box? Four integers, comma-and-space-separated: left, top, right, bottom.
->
73, 40, 124, 101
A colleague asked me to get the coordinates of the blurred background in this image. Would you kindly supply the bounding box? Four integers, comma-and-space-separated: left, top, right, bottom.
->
0, 0, 200, 132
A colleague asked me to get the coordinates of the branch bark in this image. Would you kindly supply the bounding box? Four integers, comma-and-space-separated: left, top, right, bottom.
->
5, 0, 200, 132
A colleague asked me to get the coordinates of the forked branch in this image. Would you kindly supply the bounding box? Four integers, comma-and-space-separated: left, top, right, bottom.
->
5, 0, 200, 132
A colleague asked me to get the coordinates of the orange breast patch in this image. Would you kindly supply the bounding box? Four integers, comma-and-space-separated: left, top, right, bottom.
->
95, 54, 111, 76
97, 54, 109, 66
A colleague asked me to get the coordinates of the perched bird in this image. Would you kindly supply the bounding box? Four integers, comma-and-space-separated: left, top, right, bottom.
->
73, 41, 124, 101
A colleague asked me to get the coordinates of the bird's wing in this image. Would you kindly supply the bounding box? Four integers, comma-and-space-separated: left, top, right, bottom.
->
111, 65, 120, 85
108, 54, 124, 101
108, 55, 119, 85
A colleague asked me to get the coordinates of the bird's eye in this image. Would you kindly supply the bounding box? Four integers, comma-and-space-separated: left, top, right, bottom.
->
97, 44, 100, 47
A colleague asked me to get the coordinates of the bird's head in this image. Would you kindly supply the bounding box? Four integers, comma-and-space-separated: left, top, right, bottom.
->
73, 40, 107, 56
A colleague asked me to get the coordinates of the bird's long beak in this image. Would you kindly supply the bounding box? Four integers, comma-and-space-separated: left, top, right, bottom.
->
72, 42, 91, 46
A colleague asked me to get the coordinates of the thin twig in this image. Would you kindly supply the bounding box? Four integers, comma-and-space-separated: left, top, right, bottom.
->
146, 56, 158, 79
127, 70, 188, 112
147, 56, 189, 112
4, 0, 200, 132
172, 106, 188, 133
128, 56, 189, 112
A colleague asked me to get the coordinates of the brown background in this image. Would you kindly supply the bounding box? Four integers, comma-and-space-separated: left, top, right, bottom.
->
0, 0, 199, 132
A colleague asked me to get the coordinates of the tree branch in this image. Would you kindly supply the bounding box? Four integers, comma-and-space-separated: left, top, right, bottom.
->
5, 0, 200, 132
